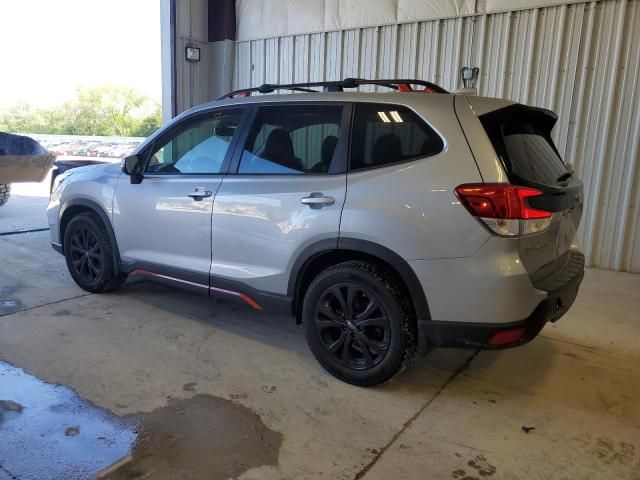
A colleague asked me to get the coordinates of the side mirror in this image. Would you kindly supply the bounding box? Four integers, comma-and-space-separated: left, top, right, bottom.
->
122, 154, 143, 184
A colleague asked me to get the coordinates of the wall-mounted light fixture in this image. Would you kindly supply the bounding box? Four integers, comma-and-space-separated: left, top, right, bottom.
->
185, 45, 201, 62
461, 67, 479, 89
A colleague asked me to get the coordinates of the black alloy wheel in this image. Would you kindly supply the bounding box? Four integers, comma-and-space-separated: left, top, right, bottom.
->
315, 283, 391, 370
68, 226, 104, 284
303, 261, 417, 386
63, 212, 127, 293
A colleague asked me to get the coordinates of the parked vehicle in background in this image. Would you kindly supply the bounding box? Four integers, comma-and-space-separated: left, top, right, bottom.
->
47, 78, 585, 386
28, 134, 143, 192
0, 132, 55, 207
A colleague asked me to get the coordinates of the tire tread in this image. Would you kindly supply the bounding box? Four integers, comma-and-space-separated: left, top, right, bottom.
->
303, 260, 417, 386
64, 212, 126, 293
0, 184, 11, 207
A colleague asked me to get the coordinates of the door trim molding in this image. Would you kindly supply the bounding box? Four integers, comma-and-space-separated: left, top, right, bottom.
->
123, 261, 291, 313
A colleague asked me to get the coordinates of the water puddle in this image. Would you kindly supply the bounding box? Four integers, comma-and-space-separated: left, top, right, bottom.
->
0, 361, 136, 480
0, 284, 24, 314
0, 362, 282, 479
106, 394, 283, 479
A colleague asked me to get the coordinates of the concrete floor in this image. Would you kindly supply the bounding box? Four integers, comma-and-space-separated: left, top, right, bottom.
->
1, 182, 639, 479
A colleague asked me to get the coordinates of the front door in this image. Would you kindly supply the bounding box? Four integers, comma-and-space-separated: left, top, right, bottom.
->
112, 107, 246, 281
211, 103, 350, 297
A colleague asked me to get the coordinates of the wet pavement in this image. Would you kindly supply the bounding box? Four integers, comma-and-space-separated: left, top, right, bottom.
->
0, 361, 283, 480
107, 395, 282, 480
0, 361, 135, 480
0, 176, 50, 235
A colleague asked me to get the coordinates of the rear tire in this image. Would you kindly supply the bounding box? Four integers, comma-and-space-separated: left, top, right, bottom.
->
63, 213, 126, 293
0, 184, 10, 207
303, 261, 417, 386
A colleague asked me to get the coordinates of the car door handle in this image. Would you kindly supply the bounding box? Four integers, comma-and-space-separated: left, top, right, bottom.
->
301, 193, 335, 209
187, 187, 213, 201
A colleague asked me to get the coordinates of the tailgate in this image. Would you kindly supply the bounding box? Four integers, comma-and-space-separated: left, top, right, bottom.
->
519, 179, 583, 283
479, 105, 584, 282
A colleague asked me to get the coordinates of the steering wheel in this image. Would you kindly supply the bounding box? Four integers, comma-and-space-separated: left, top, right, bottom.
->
148, 154, 160, 167
156, 163, 180, 173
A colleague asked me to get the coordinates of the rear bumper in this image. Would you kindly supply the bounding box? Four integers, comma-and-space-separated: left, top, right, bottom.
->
420, 249, 585, 349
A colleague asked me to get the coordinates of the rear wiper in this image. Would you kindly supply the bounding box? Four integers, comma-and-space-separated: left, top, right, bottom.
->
557, 172, 572, 183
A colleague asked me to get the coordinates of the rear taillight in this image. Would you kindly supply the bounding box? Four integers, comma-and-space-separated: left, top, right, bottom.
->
455, 183, 552, 237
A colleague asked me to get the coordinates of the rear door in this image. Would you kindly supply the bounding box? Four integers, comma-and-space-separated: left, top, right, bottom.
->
210, 102, 350, 296
479, 105, 584, 281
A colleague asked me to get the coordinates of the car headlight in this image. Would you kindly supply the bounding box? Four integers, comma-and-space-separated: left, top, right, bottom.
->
51, 171, 73, 198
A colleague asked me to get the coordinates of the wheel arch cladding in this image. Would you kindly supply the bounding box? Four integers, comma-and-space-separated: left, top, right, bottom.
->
59, 199, 121, 272
289, 237, 431, 326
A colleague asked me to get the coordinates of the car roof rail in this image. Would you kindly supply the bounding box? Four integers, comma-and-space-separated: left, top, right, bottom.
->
217, 78, 448, 100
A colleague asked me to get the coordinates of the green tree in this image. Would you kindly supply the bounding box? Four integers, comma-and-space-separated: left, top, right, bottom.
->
0, 86, 161, 137
131, 103, 162, 137
0, 102, 47, 133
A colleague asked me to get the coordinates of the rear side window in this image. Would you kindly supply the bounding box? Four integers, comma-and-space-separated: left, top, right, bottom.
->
238, 105, 343, 174
480, 106, 568, 185
350, 103, 443, 171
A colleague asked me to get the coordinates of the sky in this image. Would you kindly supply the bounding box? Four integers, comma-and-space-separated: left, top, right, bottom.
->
0, 0, 162, 109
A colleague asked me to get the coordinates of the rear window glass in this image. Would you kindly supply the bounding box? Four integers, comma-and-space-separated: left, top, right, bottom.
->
481, 107, 568, 185
350, 103, 443, 171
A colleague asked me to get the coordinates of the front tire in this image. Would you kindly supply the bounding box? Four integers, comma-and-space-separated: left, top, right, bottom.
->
303, 261, 417, 386
63, 213, 126, 293
0, 184, 10, 207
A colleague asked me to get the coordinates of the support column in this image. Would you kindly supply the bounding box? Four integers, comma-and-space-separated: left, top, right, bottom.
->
160, 0, 175, 123
162, 0, 236, 119
208, 0, 236, 100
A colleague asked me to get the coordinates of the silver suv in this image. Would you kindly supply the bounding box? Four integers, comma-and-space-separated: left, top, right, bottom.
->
47, 79, 585, 386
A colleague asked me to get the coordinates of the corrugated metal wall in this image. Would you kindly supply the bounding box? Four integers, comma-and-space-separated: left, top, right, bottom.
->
233, 0, 640, 272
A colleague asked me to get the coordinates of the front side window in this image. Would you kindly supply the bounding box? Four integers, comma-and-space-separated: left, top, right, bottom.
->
238, 105, 343, 174
146, 108, 243, 174
350, 103, 444, 171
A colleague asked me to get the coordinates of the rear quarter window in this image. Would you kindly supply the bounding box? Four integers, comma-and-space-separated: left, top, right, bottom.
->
350, 103, 443, 171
